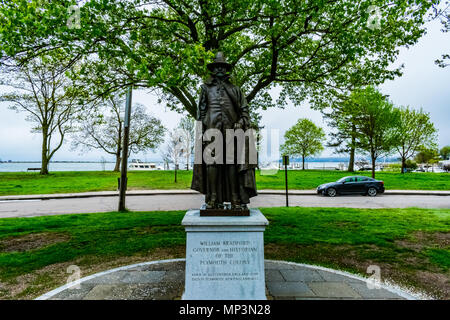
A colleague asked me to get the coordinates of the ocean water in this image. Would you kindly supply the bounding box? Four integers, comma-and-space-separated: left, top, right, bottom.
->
0, 161, 353, 172
287, 161, 349, 170
0, 162, 117, 172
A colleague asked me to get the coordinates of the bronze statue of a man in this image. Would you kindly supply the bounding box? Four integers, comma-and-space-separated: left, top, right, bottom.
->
191, 52, 257, 211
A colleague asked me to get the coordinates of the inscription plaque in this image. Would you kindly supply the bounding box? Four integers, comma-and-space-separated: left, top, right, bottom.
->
182, 209, 268, 300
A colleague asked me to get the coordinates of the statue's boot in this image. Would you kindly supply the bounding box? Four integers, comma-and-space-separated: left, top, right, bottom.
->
240, 203, 248, 210
231, 193, 241, 210
206, 193, 218, 209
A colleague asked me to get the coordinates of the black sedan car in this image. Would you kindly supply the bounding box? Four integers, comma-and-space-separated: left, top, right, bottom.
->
317, 176, 385, 197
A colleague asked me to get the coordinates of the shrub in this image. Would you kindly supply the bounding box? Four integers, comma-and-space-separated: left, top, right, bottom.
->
405, 160, 418, 170
383, 163, 401, 172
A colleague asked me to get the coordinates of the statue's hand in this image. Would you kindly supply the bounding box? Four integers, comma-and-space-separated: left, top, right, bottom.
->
234, 118, 245, 130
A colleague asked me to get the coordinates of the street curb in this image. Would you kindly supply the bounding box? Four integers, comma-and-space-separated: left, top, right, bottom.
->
1, 189, 449, 201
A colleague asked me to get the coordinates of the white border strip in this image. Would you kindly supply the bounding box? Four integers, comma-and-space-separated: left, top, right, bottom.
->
36, 258, 428, 300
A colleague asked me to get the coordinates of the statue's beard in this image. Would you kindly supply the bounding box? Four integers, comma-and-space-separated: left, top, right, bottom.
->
213, 72, 228, 79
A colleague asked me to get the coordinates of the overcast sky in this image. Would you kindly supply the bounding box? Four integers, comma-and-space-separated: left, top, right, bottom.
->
0, 18, 449, 163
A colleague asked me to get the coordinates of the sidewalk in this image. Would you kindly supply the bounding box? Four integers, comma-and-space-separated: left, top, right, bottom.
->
1, 189, 449, 201
37, 259, 423, 300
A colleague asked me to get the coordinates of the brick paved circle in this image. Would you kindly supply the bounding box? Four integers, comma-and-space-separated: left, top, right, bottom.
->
36, 259, 425, 300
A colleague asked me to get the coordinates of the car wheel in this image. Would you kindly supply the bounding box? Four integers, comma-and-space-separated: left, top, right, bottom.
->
327, 188, 337, 197
367, 187, 377, 197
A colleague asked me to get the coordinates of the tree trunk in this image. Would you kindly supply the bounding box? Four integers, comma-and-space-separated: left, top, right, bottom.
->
41, 156, 49, 175
371, 155, 376, 179
302, 156, 305, 170
348, 128, 356, 172
113, 154, 121, 172
348, 146, 355, 172
401, 156, 406, 174
40, 127, 49, 175
186, 154, 189, 171
114, 124, 122, 172
174, 164, 177, 183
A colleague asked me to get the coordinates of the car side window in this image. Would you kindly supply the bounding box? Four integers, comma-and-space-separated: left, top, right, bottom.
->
345, 177, 354, 182
357, 177, 368, 182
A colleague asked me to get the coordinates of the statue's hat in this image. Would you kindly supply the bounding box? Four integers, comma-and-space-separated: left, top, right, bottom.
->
207, 52, 232, 71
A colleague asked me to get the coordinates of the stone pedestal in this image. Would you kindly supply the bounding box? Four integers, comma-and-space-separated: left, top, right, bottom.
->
181, 208, 269, 300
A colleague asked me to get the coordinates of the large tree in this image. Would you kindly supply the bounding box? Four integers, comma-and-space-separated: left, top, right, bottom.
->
0, 0, 438, 118
347, 86, 400, 178
394, 106, 437, 174
324, 100, 358, 172
415, 145, 441, 170
440, 145, 450, 160
433, 1, 450, 67
0, 56, 79, 175
71, 93, 166, 171
281, 118, 326, 170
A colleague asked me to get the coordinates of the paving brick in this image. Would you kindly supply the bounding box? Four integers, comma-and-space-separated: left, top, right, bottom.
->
162, 270, 185, 283
83, 271, 129, 285
265, 270, 284, 282
280, 269, 324, 282
50, 284, 95, 300
41, 260, 408, 300
308, 282, 362, 298
347, 282, 405, 299
83, 284, 135, 300
130, 283, 184, 300
316, 270, 365, 283
122, 271, 166, 284
267, 281, 315, 297
139, 261, 185, 272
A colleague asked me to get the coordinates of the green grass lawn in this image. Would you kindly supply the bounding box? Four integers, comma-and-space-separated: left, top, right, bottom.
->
0, 207, 448, 299
1, 170, 449, 196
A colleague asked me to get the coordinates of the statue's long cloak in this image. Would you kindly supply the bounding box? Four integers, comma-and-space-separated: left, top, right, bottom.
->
190, 76, 257, 203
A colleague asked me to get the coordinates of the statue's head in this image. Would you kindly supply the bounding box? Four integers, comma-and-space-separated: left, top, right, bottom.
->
207, 52, 232, 79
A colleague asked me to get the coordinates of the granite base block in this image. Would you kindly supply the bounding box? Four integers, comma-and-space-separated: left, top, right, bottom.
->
181, 208, 269, 300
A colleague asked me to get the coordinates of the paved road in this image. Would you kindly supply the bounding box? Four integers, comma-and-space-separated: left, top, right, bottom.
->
0, 193, 449, 218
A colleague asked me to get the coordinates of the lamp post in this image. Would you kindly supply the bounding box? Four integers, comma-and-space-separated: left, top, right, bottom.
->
283, 155, 289, 207
118, 87, 132, 212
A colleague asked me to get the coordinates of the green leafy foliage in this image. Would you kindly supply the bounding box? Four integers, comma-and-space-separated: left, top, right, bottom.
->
393, 106, 437, 173
338, 86, 401, 178
414, 145, 441, 164
440, 145, 450, 160
71, 92, 166, 171
0, 0, 438, 117
281, 118, 326, 169
0, 56, 82, 174
432, 1, 450, 67
405, 159, 418, 170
